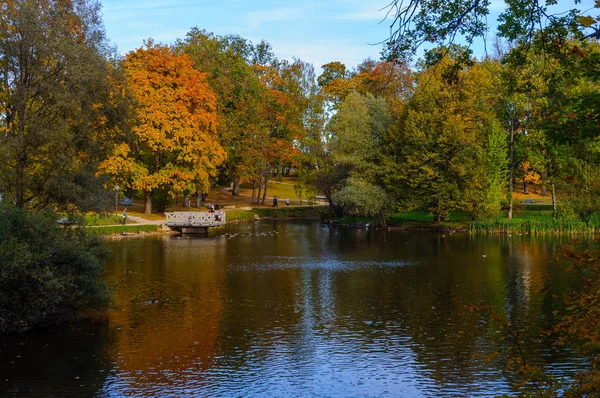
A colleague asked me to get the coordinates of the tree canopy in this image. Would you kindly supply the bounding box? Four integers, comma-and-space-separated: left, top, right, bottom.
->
98, 42, 225, 214
0, 0, 113, 210
384, 0, 599, 60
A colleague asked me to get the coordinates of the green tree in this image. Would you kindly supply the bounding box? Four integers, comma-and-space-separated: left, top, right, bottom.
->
387, 56, 489, 221
0, 204, 108, 333
384, 0, 598, 60
0, 0, 114, 210
330, 92, 394, 226
464, 120, 508, 219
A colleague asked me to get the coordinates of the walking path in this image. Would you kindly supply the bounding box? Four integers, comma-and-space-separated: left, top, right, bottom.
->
127, 215, 165, 226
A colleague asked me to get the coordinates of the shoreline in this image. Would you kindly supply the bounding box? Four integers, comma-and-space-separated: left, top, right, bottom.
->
95, 211, 599, 238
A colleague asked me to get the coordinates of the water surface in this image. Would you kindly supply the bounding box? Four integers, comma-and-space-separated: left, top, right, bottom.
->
0, 221, 584, 397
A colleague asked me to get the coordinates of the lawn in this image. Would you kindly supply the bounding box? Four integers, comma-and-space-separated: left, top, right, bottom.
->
84, 213, 137, 225
238, 177, 312, 204
86, 224, 160, 235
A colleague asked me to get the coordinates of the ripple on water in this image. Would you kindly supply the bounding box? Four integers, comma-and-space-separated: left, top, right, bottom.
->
1, 223, 588, 397
230, 257, 412, 271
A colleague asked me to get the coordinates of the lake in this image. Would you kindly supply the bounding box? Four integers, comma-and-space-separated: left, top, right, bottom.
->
0, 220, 586, 397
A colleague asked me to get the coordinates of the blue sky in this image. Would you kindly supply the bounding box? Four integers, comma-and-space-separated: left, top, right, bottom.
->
101, 0, 397, 70
100, 0, 598, 71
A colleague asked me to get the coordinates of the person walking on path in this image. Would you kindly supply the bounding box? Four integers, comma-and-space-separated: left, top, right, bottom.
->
285, 198, 290, 207
122, 209, 128, 225
273, 196, 279, 207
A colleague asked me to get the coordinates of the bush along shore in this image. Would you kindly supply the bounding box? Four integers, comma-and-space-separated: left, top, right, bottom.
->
0, 206, 109, 334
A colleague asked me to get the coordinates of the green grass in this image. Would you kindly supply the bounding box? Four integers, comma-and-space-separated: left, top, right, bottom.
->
253, 206, 323, 218
83, 213, 137, 226
223, 209, 257, 222
239, 177, 307, 201
387, 210, 470, 224
224, 206, 324, 222
86, 224, 159, 235
332, 210, 469, 228
515, 204, 553, 212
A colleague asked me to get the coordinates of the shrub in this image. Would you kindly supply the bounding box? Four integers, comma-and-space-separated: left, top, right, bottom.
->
0, 205, 109, 334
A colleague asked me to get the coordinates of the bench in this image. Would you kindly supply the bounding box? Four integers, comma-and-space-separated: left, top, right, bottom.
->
121, 197, 134, 206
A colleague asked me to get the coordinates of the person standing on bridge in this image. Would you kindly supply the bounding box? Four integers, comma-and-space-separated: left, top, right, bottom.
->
122, 209, 128, 225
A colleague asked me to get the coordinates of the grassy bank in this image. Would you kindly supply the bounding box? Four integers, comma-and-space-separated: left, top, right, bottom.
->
225, 206, 324, 222
86, 224, 160, 235
330, 207, 600, 235
335, 210, 469, 230
83, 213, 138, 225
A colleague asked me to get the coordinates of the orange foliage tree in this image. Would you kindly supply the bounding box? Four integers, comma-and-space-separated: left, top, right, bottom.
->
99, 42, 226, 214
250, 63, 303, 204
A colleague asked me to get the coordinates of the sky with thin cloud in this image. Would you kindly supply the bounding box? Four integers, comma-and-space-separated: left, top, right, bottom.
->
100, 0, 598, 71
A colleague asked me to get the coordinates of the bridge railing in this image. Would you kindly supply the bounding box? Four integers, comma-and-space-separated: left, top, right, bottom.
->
164, 211, 226, 227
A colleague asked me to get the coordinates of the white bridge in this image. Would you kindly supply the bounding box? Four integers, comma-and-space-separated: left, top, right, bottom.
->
164, 211, 226, 233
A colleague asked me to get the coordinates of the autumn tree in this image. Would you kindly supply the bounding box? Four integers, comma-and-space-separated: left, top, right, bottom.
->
98, 42, 226, 215
244, 60, 305, 205
0, 0, 114, 210
351, 59, 413, 113
176, 29, 268, 201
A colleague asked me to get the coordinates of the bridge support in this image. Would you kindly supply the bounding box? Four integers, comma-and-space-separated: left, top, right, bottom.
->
180, 226, 209, 235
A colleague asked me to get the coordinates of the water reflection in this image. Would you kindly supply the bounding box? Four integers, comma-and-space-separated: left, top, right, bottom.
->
0, 221, 584, 397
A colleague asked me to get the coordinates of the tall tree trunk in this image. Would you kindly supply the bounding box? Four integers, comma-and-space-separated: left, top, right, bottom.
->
15, 110, 26, 208
551, 179, 557, 217
144, 191, 152, 215
326, 191, 335, 222
378, 212, 387, 228
196, 190, 202, 208
541, 171, 547, 196
523, 180, 528, 194
507, 122, 515, 219
548, 155, 557, 217
15, 155, 25, 208
251, 180, 257, 204
261, 172, 269, 205
256, 174, 263, 205
232, 176, 240, 196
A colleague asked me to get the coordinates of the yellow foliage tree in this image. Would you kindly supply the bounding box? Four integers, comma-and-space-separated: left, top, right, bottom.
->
99, 42, 226, 214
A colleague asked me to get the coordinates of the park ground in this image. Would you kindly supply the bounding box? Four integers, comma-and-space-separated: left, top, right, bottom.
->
82, 177, 574, 236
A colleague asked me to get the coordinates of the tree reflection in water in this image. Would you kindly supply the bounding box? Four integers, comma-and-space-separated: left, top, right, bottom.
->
0, 221, 580, 397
